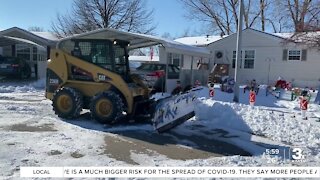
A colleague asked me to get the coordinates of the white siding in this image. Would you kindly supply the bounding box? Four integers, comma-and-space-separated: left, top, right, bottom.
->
181, 55, 200, 69
208, 29, 320, 88
159, 46, 200, 69
158, 46, 166, 64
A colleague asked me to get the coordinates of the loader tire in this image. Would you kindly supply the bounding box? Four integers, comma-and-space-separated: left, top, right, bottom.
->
52, 87, 83, 119
90, 91, 125, 124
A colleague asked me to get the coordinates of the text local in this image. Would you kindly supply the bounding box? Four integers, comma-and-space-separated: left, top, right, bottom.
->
33, 169, 50, 175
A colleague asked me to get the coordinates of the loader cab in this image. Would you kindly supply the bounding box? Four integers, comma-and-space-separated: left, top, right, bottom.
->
59, 39, 130, 81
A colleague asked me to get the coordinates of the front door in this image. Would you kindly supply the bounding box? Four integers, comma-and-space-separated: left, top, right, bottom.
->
210, 64, 229, 83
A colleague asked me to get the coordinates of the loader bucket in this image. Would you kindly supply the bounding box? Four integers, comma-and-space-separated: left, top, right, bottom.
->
152, 88, 201, 133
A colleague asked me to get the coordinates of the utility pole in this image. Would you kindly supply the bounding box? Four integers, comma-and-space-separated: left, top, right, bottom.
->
233, 0, 244, 102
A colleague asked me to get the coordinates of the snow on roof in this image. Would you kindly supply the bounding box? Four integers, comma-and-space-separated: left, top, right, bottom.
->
175, 29, 320, 46
175, 35, 225, 46
129, 55, 159, 61
273, 32, 294, 39
273, 31, 320, 44
30, 31, 59, 41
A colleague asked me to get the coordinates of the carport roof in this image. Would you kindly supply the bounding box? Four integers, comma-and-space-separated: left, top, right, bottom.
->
0, 35, 43, 47
0, 27, 58, 47
58, 28, 210, 57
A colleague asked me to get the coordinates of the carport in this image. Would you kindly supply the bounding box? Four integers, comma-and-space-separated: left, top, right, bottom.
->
0, 27, 58, 79
0, 35, 47, 79
59, 28, 210, 92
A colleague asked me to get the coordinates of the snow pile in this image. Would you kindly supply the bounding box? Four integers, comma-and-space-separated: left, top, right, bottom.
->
195, 99, 252, 133
0, 79, 46, 94
151, 86, 320, 152
187, 87, 320, 164
6, 105, 37, 113
0, 85, 36, 93
194, 98, 320, 149
0, 86, 15, 93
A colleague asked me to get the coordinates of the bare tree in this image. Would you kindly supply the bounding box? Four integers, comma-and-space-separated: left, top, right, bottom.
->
260, 0, 266, 31
179, 0, 236, 35
273, 0, 320, 49
180, 28, 191, 38
277, 0, 320, 32
28, 26, 44, 32
161, 32, 174, 40
179, 0, 272, 35
51, 0, 155, 38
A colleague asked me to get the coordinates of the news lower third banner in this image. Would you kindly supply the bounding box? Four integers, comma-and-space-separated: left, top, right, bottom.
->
20, 167, 320, 178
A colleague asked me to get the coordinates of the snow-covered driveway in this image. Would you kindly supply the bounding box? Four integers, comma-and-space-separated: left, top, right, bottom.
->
0, 81, 246, 178
0, 80, 320, 179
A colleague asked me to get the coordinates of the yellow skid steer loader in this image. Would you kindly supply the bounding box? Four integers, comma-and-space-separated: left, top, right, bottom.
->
45, 28, 197, 132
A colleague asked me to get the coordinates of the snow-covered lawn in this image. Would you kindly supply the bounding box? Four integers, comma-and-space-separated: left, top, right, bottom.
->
0, 80, 319, 179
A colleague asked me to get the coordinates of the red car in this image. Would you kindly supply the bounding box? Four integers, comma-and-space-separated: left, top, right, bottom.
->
134, 63, 180, 92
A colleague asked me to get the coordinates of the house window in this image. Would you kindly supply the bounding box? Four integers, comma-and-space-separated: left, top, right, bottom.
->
232, 51, 242, 68
16, 44, 31, 61
232, 50, 254, 69
244, 50, 255, 69
172, 53, 180, 66
288, 50, 301, 60
167, 53, 182, 67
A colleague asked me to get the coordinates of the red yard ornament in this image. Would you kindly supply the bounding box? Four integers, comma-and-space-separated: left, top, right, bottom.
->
209, 88, 214, 97
299, 90, 309, 120
249, 90, 256, 106
299, 95, 308, 120
208, 83, 215, 97
300, 97, 308, 110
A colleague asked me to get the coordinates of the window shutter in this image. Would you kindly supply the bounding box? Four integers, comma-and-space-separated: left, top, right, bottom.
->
282, 49, 288, 61
301, 49, 307, 61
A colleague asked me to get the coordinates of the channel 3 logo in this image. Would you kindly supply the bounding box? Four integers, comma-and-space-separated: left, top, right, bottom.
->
290, 147, 306, 162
